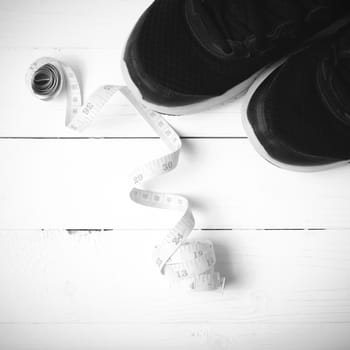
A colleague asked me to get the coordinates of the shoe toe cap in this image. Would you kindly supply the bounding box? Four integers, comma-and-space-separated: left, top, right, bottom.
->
123, 0, 222, 108
246, 65, 339, 168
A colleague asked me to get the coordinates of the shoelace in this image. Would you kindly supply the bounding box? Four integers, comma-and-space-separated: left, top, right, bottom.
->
200, 0, 333, 54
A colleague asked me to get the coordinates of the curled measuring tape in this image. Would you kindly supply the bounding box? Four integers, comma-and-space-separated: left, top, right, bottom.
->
26, 57, 225, 291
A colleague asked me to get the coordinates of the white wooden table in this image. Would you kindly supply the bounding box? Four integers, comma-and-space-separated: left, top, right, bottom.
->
1, 1, 350, 349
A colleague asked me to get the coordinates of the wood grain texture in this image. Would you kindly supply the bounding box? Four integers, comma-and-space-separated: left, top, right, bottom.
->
1, 324, 350, 350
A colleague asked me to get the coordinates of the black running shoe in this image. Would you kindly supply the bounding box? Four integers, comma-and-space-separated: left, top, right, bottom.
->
123, 0, 350, 115
243, 26, 350, 171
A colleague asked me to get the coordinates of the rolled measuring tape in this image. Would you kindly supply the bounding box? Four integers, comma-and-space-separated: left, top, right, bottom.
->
26, 57, 225, 291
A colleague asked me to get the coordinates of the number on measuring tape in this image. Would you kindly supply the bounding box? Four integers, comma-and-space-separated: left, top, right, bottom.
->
162, 161, 173, 172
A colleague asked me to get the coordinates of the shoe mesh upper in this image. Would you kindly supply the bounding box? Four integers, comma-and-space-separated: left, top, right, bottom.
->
134, 0, 350, 96
137, 0, 274, 95
260, 41, 350, 159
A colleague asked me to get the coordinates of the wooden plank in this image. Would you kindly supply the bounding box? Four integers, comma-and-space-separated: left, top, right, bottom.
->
1, 229, 350, 348
1, 139, 350, 229
0, 48, 245, 137
1, 324, 350, 350
0, 229, 350, 325
0, 0, 153, 49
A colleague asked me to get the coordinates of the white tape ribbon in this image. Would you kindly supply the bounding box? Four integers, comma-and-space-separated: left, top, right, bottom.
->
26, 57, 225, 291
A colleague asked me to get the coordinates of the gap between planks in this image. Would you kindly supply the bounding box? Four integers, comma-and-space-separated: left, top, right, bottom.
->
0, 228, 341, 232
